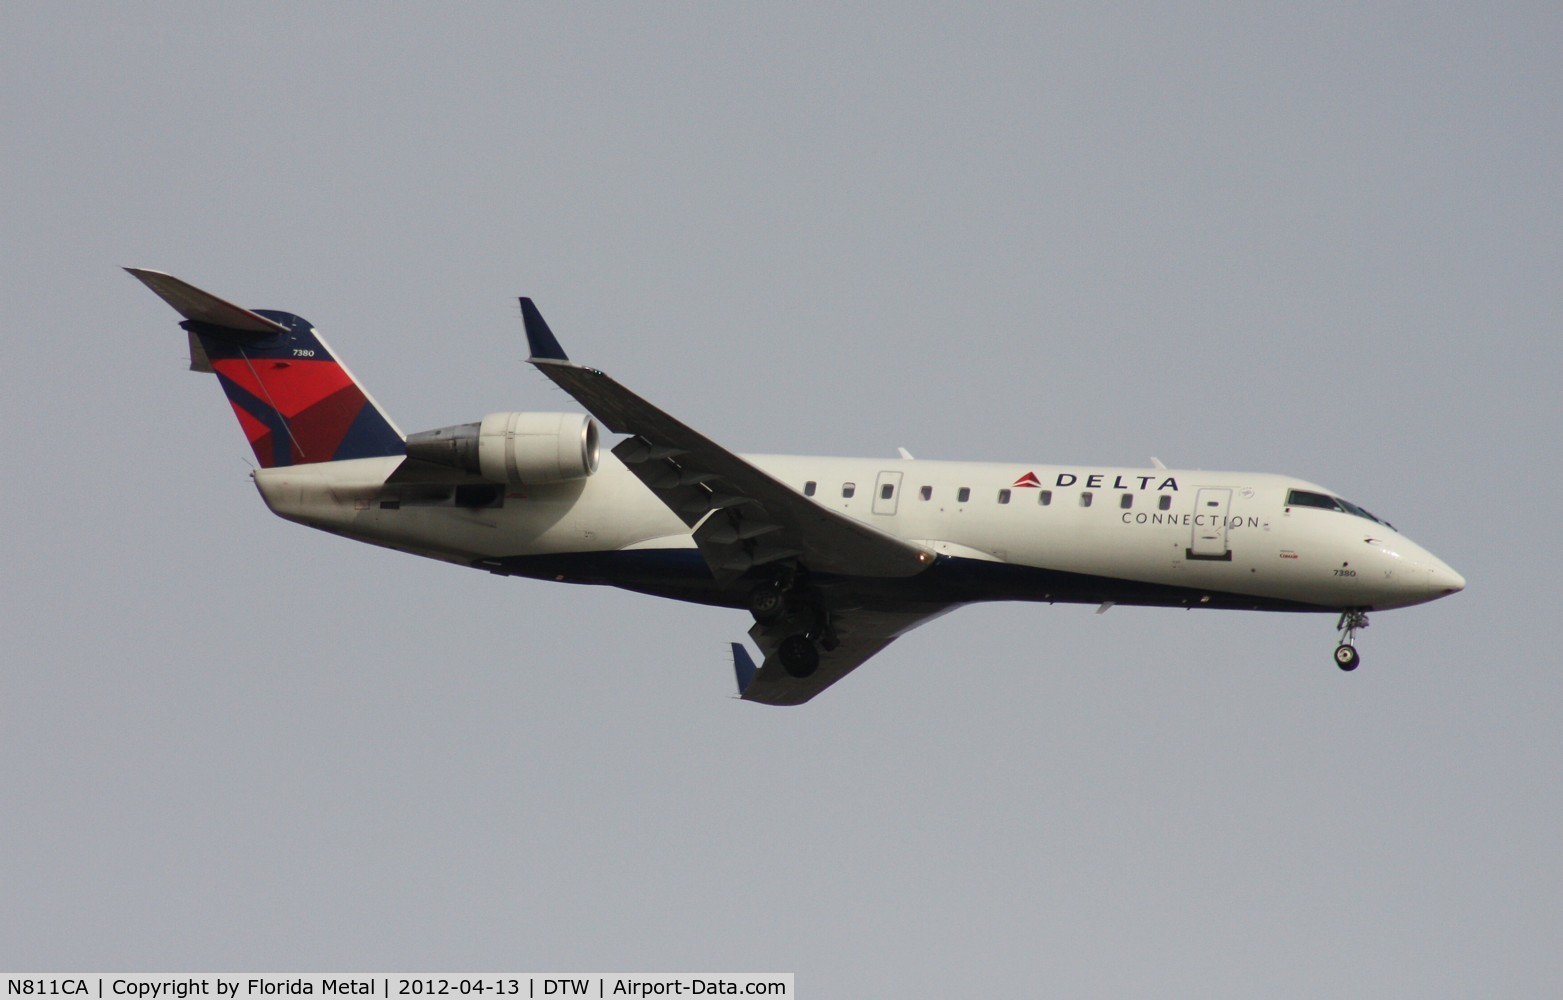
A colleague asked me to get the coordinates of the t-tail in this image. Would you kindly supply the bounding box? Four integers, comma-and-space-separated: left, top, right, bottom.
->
127, 268, 404, 467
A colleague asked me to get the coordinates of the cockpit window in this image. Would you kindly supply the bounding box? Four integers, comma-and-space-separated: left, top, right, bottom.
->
1286, 489, 1343, 512
1286, 489, 1394, 529
1335, 497, 1394, 529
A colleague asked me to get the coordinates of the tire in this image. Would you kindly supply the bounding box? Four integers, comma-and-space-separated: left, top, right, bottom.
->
1334, 644, 1360, 671
779, 634, 819, 678
748, 583, 786, 624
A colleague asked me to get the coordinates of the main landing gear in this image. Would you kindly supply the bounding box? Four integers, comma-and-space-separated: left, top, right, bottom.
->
748, 573, 837, 679
1334, 610, 1369, 672
778, 634, 820, 678
747, 581, 788, 625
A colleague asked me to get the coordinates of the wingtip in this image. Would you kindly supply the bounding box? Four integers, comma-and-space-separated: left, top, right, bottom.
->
730, 642, 759, 696
520, 296, 569, 362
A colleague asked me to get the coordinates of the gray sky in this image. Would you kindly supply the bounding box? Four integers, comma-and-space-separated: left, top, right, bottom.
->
3, 3, 1558, 995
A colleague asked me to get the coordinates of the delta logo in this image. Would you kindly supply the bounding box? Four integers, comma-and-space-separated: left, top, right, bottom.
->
1014, 470, 1182, 491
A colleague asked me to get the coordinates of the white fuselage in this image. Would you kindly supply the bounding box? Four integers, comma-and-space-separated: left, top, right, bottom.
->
127, 266, 1465, 697
253, 452, 1464, 614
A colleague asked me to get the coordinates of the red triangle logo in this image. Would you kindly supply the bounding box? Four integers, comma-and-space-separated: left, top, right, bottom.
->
1013, 471, 1042, 488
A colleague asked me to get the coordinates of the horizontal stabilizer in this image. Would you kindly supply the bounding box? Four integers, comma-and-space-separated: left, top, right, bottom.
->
125, 268, 289, 336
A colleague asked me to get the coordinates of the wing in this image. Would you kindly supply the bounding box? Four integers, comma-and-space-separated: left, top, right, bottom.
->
737, 605, 956, 706
521, 299, 934, 582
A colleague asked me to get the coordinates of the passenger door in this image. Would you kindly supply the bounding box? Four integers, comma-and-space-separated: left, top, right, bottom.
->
1187, 487, 1233, 561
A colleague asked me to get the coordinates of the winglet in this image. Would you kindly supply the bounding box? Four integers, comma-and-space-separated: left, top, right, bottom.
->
730, 642, 759, 696
520, 297, 569, 361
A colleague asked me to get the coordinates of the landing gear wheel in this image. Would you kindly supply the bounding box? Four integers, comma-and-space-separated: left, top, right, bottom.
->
778, 634, 819, 678
1333, 610, 1369, 672
748, 583, 786, 624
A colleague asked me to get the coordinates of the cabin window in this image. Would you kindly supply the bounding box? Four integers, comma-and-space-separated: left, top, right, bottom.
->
880, 483, 895, 501
803, 480, 816, 497
957, 487, 971, 503
842, 483, 856, 499
1080, 491, 1093, 508
1038, 490, 1052, 506
919, 485, 932, 501
1120, 493, 1133, 509
1159, 494, 1172, 510
998, 489, 1011, 504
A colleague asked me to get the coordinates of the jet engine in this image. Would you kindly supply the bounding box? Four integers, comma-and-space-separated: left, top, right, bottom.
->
404, 411, 600, 484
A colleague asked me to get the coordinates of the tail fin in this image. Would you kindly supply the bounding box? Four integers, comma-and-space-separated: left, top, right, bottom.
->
128, 268, 404, 468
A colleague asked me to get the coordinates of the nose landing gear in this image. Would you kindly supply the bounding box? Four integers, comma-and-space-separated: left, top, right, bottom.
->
1334, 610, 1369, 671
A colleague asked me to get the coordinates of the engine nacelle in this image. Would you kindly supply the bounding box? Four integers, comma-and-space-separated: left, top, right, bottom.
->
404, 411, 600, 484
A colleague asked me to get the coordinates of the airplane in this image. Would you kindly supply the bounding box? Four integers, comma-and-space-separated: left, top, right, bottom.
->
127, 268, 1466, 706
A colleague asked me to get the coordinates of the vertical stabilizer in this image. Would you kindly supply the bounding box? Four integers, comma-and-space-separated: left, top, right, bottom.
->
127, 268, 404, 467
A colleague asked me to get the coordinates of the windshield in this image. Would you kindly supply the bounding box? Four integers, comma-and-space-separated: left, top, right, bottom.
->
1285, 489, 1395, 530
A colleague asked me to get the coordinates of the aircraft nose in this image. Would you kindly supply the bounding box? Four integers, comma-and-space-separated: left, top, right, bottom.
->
1369, 536, 1465, 606
1429, 562, 1466, 597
